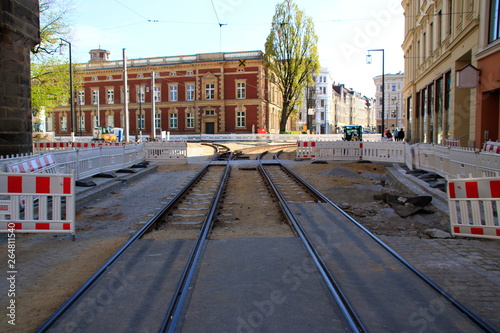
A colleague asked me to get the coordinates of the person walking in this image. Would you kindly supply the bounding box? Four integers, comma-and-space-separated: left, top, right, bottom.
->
397, 128, 405, 141
393, 128, 399, 141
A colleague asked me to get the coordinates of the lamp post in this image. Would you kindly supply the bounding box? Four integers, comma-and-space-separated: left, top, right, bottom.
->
59, 38, 74, 135
392, 96, 399, 130
367, 49, 384, 138
138, 83, 147, 140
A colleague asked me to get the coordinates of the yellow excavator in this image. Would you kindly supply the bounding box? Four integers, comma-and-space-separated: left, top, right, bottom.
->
92, 126, 118, 142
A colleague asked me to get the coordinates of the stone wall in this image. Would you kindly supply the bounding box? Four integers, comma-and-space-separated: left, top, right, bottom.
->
0, 0, 40, 155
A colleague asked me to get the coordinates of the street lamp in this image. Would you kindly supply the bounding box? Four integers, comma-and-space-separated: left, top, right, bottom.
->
392, 96, 399, 130
367, 49, 385, 138
59, 38, 74, 135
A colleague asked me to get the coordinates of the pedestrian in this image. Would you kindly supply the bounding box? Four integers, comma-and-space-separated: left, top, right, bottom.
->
397, 128, 405, 141
393, 128, 399, 141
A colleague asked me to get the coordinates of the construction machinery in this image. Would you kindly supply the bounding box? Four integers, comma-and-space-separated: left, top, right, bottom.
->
343, 125, 363, 141
92, 126, 122, 142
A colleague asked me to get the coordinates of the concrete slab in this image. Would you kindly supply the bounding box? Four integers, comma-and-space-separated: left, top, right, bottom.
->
290, 202, 487, 332
179, 238, 350, 333
48, 238, 193, 333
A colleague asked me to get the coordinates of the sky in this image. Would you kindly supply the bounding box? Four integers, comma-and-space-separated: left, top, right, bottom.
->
66, 0, 405, 98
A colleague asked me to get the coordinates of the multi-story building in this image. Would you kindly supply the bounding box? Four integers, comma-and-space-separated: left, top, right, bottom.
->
48, 50, 282, 137
401, 0, 491, 147
332, 84, 375, 133
297, 68, 333, 134
373, 72, 405, 134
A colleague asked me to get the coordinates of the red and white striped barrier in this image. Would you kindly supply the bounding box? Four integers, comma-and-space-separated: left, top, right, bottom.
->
33, 142, 129, 152
447, 176, 500, 239
8, 154, 58, 173
296, 141, 316, 159
0, 172, 75, 236
482, 141, 500, 154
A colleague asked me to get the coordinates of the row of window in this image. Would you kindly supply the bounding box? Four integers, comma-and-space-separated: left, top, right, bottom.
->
79, 82, 247, 105
52, 111, 247, 131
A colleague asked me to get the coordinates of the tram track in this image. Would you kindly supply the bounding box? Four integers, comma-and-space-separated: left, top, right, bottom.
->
37, 145, 495, 333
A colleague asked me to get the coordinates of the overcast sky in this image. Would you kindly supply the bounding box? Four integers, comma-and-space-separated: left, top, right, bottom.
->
67, 0, 405, 98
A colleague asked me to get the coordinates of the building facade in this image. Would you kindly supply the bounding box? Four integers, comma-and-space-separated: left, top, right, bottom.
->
332, 84, 375, 133
0, 0, 40, 154
402, 0, 487, 146
297, 68, 334, 134
373, 73, 405, 134
48, 50, 282, 138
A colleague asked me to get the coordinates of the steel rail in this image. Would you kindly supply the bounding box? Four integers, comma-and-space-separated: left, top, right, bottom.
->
159, 163, 231, 333
35, 164, 212, 333
257, 158, 366, 333
276, 159, 496, 333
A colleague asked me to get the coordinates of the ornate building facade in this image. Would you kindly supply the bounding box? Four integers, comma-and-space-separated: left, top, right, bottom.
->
48, 50, 282, 138
401, 0, 500, 147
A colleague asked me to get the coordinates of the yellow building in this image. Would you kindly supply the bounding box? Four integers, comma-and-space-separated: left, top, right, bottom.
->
402, 0, 481, 146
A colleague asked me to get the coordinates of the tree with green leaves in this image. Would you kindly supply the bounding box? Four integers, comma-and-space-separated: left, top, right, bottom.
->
31, 0, 73, 117
264, 0, 320, 133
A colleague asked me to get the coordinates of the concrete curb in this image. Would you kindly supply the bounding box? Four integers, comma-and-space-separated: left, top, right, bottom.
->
386, 163, 449, 215
75, 165, 158, 211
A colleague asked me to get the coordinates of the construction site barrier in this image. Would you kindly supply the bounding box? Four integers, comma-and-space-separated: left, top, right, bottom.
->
0, 172, 75, 236
8, 154, 59, 173
33, 142, 128, 153
296, 141, 405, 163
144, 142, 187, 163
447, 176, 500, 240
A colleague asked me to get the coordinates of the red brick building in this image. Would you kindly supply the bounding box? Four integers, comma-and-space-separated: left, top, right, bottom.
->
48, 50, 282, 138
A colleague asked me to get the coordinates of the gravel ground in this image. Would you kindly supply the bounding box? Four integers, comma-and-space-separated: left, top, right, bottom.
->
0, 142, 498, 332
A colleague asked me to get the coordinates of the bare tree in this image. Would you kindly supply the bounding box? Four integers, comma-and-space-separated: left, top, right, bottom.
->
264, 0, 320, 132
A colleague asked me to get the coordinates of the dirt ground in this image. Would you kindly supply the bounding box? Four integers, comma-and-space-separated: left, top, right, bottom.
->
0, 145, 449, 332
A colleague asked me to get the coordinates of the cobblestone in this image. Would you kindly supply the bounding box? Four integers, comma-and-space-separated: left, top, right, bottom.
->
379, 236, 500, 330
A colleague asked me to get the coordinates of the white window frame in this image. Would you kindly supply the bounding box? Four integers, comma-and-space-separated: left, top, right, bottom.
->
137, 113, 145, 130
107, 114, 114, 128
236, 82, 246, 99
186, 112, 194, 128
92, 90, 99, 105
107, 89, 114, 104
154, 86, 161, 102
78, 91, 85, 105
236, 111, 245, 127
137, 86, 145, 103
154, 112, 161, 129
205, 84, 215, 100
169, 113, 178, 128
169, 85, 178, 101
78, 115, 85, 131
60, 116, 67, 131
187, 85, 195, 101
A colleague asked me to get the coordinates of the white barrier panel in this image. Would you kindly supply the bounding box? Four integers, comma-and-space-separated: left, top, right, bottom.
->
144, 142, 187, 163
447, 176, 500, 240
297, 141, 405, 162
0, 172, 75, 236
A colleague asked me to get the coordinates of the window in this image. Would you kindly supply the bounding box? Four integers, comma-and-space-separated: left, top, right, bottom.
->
205, 109, 215, 116
392, 84, 397, 91
137, 114, 145, 129
92, 115, 98, 128
169, 85, 178, 101
60, 116, 67, 131
155, 112, 161, 129
205, 84, 215, 100
169, 113, 178, 128
236, 111, 245, 127
490, 0, 500, 43
237, 82, 246, 99
78, 115, 85, 131
153, 86, 161, 102
78, 91, 85, 105
137, 86, 145, 103
320, 99, 325, 107
187, 84, 195, 101
107, 114, 114, 128
92, 90, 99, 105
170, 72, 177, 76
107, 89, 114, 104
46, 117, 53, 132
187, 71, 193, 75
320, 112, 325, 121
186, 113, 194, 128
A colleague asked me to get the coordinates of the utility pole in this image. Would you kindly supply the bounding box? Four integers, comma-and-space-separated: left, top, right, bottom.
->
123, 48, 129, 142
151, 71, 156, 140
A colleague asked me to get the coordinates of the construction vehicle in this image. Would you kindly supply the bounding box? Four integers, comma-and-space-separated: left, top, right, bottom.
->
343, 125, 363, 141
92, 126, 122, 142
